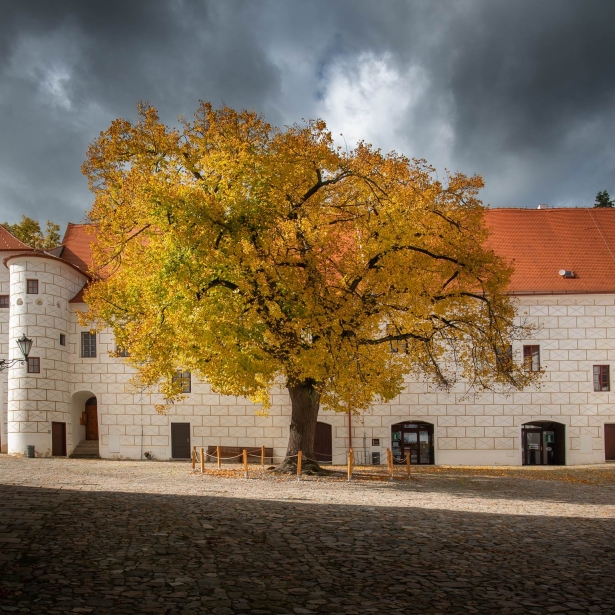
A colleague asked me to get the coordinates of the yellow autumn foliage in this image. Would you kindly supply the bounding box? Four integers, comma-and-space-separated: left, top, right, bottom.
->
81, 102, 538, 415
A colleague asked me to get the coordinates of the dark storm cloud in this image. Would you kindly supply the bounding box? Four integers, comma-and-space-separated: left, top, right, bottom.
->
0, 0, 614, 229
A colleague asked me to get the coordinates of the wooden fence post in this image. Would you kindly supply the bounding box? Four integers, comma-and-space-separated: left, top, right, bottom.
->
243, 449, 248, 479
297, 450, 302, 481
191, 446, 196, 471
387, 448, 393, 480
406, 451, 411, 478
200, 447, 205, 474
217, 445, 221, 469
261, 445, 265, 467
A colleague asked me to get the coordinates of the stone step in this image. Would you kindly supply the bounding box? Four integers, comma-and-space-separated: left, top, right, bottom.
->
69, 440, 100, 459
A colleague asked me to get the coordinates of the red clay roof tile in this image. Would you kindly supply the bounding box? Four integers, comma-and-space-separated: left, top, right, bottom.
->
0, 224, 34, 251
484, 208, 615, 293
60, 223, 97, 273
57, 209, 615, 295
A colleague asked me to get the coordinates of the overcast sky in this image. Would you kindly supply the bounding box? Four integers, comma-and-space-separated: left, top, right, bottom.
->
1, 0, 614, 230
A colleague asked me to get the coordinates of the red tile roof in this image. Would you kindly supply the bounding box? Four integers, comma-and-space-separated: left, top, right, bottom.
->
46, 209, 615, 296
484, 208, 615, 293
0, 224, 33, 251
60, 223, 97, 274
69, 286, 87, 303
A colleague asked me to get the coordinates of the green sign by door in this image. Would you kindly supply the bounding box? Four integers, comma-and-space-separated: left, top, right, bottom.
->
545, 432, 554, 444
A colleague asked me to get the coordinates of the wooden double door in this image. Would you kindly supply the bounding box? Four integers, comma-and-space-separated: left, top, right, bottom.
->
391, 422, 434, 465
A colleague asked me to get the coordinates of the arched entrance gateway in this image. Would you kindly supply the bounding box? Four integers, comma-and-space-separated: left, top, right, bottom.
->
391, 421, 434, 465
521, 421, 565, 465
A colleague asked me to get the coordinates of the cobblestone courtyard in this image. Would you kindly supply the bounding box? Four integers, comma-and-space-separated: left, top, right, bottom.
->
1, 458, 614, 614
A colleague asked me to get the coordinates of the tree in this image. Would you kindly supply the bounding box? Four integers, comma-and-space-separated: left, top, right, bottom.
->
81, 103, 538, 471
594, 190, 614, 208
3, 215, 61, 249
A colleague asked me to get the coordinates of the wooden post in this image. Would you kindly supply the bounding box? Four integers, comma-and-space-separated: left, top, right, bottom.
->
217, 445, 221, 469
297, 450, 302, 481
200, 447, 205, 474
387, 448, 393, 480
191, 446, 196, 471
261, 445, 265, 467
243, 448, 248, 479
406, 451, 411, 478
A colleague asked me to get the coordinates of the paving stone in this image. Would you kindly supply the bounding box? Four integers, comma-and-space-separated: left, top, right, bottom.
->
0, 457, 614, 614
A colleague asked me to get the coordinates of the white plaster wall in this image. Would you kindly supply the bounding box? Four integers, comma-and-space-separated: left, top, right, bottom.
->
7, 256, 87, 456
6, 284, 615, 464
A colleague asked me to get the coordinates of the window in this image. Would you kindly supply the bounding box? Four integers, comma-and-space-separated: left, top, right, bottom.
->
386, 324, 407, 354
59, 334, 66, 346
172, 370, 191, 393
496, 345, 513, 372
0, 295, 8, 308
26, 279, 38, 294
523, 345, 540, 372
593, 365, 610, 392
116, 347, 130, 358
81, 332, 97, 358
27, 357, 40, 373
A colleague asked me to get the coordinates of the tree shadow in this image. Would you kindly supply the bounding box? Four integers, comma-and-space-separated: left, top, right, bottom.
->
1, 484, 614, 614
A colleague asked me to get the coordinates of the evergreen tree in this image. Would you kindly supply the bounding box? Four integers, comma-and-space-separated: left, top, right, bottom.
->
594, 190, 614, 208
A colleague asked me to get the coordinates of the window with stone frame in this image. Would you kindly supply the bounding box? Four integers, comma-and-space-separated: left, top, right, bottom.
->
172, 370, 191, 393
81, 331, 97, 358
593, 365, 610, 392
523, 345, 540, 372
495, 345, 513, 373
26, 279, 38, 294
27, 357, 40, 373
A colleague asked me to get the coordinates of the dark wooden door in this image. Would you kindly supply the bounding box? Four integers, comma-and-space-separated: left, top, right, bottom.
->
85, 398, 98, 440
314, 422, 332, 463
171, 423, 191, 459
605, 424, 615, 461
51, 422, 66, 456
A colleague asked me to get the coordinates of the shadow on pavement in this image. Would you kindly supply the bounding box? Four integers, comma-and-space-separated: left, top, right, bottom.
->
1, 483, 614, 614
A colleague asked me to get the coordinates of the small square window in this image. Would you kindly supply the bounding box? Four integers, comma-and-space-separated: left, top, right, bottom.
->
172, 370, 191, 393
593, 365, 610, 392
26, 279, 38, 294
523, 345, 540, 372
0, 295, 8, 308
59, 334, 66, 346
81, 332, 97, 358
116, 347, 130, 358
27, 357, 40, 373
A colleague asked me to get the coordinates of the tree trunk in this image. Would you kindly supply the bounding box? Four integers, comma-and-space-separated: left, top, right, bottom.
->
273, 380, 324, 473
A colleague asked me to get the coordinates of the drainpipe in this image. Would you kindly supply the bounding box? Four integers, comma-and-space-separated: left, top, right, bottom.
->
348, 409, 352, 451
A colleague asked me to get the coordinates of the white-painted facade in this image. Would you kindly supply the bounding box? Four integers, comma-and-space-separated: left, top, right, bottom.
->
2, 250, 614, 465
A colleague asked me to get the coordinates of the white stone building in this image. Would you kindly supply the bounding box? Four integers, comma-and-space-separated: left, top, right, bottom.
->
2, 208, 615, 466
